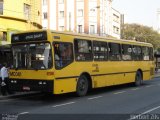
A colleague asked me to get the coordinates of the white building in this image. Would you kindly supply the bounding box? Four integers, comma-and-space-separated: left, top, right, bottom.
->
42, 0, 121, 39
112, 8, 121, 39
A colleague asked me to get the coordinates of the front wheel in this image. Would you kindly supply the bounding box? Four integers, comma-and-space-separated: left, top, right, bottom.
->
135, 71, 143, 86
76, 75, 88, 97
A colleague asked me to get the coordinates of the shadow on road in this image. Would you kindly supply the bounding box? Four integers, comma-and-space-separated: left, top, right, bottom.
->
9, 80, 155, 104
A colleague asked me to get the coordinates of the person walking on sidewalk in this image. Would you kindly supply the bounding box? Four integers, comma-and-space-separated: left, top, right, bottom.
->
1, 63, 12, 95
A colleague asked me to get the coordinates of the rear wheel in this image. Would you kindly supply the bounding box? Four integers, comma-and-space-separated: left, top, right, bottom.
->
76, 75, 88, 97
135, 71, 143, 86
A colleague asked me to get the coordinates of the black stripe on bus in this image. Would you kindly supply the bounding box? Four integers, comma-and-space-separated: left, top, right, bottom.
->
91, 71, 136, 77
56, 76, 79, 80
91, 70, 150, 77
55, 70, 150, 80
143, 70, 150, 72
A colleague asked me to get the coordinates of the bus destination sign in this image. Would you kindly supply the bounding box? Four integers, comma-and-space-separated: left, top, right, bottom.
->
12, 31, 47, 43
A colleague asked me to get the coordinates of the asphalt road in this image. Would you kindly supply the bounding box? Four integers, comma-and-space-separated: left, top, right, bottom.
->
1, 78, 160, 120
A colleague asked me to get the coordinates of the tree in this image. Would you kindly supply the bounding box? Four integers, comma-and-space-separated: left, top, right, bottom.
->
122, 23, 160, 50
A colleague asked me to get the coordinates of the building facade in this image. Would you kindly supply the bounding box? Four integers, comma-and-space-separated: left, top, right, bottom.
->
0, 0, 42, 45
42, 0, 121, 38
112, 8, 121, 39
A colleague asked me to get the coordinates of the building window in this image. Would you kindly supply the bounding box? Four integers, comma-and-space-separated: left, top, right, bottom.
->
59, 11, 64, 18
113, 14, 119, 23
78, 25, 82, 33
78, 9, 83, 17
90, 8, 95, 12
0, 0, 3, 15
90, 8, 96, 16
113, 26, 119, 34
43, 0, 47, 5
43, 12, 48, 19
24, 3, 31, 20
59, 0, 64, 4
59, 26, 64, 31
0, 32, 7, 41
90, 25, 95, 34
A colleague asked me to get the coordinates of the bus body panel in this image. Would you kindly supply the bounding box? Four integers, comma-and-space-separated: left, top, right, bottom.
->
9, 30, 155, 95
54, 78, 77, 94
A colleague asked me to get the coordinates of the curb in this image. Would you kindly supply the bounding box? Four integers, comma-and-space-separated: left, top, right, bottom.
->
154, 72, 160, 78
154, 75, 160, 78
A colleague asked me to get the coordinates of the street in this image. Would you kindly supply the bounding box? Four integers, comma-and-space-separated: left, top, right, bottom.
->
1, 78, 160, 120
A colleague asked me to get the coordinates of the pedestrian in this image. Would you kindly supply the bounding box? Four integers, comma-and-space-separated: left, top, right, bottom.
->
1, 63, 12, 95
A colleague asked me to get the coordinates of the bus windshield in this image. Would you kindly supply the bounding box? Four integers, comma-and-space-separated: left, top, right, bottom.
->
12, 42, 52, 70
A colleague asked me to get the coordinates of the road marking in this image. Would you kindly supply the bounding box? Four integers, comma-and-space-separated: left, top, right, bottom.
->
131, 88, 140, 91
114, 91, 126, 95
52, 102, 75, 108
18, 112, 29, 115
129, 105, 160, 120
88, 96, 103, 100
145, 85, 154, 88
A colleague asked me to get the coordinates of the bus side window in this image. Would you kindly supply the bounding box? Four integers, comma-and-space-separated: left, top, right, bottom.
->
142, 47, 149, 61
149, 47, 154, 61
122, 44, 132, 61
108, 43, 121, 61
54, 42, 73, 69
132, 46, 142, 61
93, 41, 108, 61
74, 39, 93, 61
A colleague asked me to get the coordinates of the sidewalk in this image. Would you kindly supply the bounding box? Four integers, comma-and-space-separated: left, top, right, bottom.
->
154, 69, 160, 78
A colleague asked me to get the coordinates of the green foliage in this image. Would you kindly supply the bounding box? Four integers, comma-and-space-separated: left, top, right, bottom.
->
122, 23, 160, 50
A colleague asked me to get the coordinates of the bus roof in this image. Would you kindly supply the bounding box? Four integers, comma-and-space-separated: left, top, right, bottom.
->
11, 29, 153, 47
50, 30, 152, 46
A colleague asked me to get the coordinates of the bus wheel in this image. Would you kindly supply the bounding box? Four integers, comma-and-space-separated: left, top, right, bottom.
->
135, 71, 142, 86
76, 75, 88, 97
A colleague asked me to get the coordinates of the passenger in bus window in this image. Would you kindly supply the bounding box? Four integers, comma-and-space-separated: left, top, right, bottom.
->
55, 53, 61, 67
77, 54, 85, 61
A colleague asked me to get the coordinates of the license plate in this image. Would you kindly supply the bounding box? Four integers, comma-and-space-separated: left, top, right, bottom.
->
23, 86, 30, 91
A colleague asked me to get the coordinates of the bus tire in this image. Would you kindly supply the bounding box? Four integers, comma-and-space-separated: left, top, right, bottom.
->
135, 71, 142, 86
76, 75, 88, 97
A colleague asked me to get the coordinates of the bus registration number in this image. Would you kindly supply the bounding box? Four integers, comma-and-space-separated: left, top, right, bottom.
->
23, 86, 30, 91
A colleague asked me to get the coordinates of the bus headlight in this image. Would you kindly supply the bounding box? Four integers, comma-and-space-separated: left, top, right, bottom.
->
43, 82, 46, 85
11, 80, 17, 83
38, 81, 47, 85
39, 81, 42, 85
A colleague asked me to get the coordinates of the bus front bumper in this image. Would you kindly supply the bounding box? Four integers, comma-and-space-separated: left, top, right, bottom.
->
9, 79, 53, 93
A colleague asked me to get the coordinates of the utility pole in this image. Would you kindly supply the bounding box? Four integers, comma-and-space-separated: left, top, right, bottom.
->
120, 14, 124, 39
69, 12, 71, 31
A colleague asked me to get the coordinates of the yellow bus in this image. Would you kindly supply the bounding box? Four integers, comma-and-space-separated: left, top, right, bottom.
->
9, 30, 155, 96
